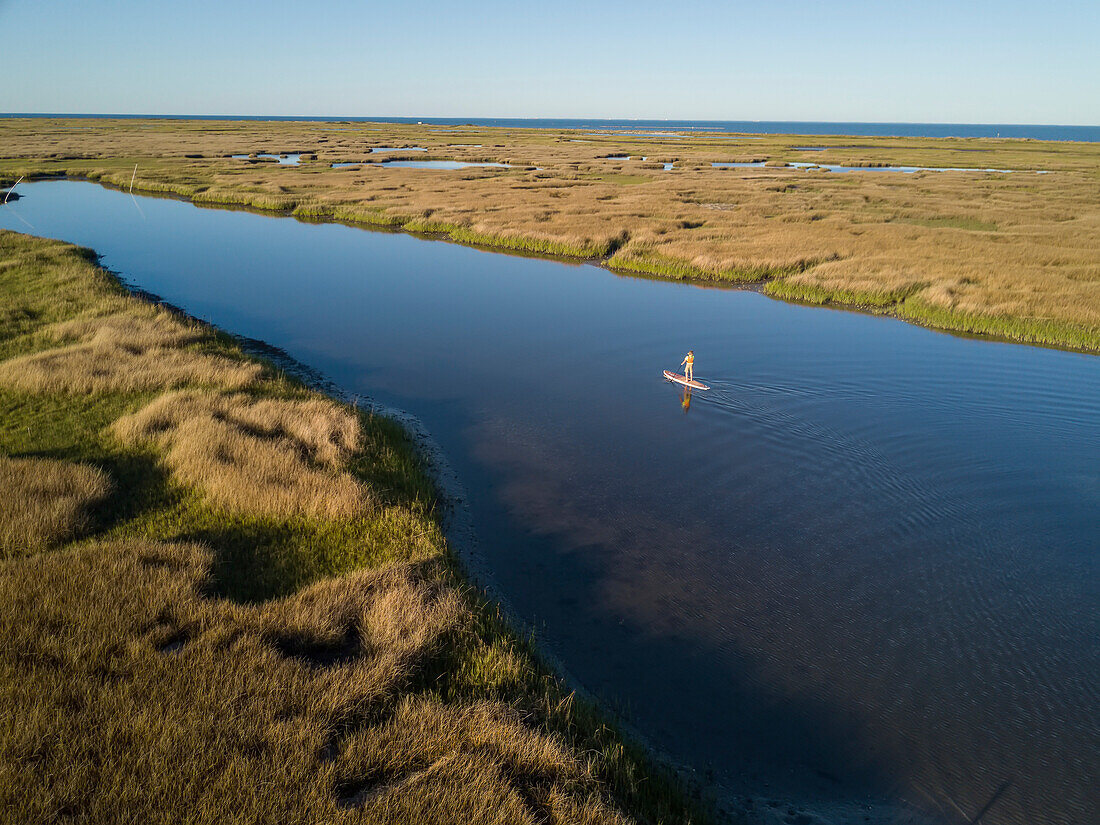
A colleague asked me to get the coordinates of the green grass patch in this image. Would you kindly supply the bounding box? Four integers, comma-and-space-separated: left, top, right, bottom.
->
331, 204, 408, 227
761, 279, 1100, 350
609, 247, 782, 283
397, 218, 621, 258
446, 226, 617, 258
764, 277, 922, 308
897, 296, 1100, 351
192, 187, 299, 212
291, 202, 336, 220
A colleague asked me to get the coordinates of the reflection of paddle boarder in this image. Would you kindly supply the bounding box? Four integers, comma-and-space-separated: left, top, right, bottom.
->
681, 350, 695, 383
681, 386, 693, 412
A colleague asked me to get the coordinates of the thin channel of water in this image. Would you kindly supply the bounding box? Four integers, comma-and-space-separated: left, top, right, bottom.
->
713, 161, 1038, 173
231, 153, 301, 165
380, 160, 516, 170
2, 181, 1096, 825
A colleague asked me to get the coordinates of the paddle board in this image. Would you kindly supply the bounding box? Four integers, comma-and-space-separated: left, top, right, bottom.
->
663, 370, 709, 390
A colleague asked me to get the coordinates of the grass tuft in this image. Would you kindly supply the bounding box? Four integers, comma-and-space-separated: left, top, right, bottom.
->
0, 456, 112, 558
111, 391, 370, 520
0, 308, 261, 394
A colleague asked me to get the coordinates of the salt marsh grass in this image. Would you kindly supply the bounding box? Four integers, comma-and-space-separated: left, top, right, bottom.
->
7, 117, 1095, 349
0, 456, 111, 557
0, 230, 707, 824
0, 342, 261, 394
48, 308, 207, 348
333, 696, 630, 823
0, 536, 629, 822
0, 306, 261, 394
112, 391, 370, 519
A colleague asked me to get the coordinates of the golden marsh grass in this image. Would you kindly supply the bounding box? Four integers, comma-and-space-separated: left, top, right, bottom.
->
0, 305, 261, 394
0, 230, 705, 824
111, 391, 369, 519
334, 696, 629, 823
1, 540, 621, 823
0, 456, 112, 558
48, 308, 208, 348
3, 118, 1095, 350
0, 342, 261, 394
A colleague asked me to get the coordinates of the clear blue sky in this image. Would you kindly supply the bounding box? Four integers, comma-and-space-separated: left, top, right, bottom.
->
2, 0, 1097, 124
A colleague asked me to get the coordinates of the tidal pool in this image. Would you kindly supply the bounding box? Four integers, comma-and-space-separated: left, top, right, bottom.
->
585, 131, 681, 137
786, 161, 1024, 173
713, 161, 1035, 173
381, 160, 516, 170
370, 146, 426, 153
231, 153, 301, 165
2, 181, 1096, 825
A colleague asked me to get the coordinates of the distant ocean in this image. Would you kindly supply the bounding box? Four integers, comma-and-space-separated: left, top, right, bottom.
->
4, 114, 1098, 142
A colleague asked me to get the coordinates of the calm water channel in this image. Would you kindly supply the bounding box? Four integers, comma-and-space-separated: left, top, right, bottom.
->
3, 181, 1097, 825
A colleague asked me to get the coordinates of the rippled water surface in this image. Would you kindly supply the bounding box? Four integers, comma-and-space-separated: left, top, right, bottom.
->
3, 181, 1097, 825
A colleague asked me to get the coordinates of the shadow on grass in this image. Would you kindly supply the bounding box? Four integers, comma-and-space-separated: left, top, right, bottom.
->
184, 520, 321, 603
15, 447, 176, 540
182, 512, 414, 604
93, 450, 177, 524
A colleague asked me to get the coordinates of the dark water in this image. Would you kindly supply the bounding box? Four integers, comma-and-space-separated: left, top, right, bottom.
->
3, 182, 1098, 825
5, 114, 1100, 142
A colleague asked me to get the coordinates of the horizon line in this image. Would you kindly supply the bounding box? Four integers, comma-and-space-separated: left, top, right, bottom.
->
2, 113, 1098, 129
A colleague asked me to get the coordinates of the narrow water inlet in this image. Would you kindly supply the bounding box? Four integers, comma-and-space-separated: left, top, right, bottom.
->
231, 153, 301, 165
712, 160, 1044, 173
2, 180, 1096, 825
380, 160, 520, 169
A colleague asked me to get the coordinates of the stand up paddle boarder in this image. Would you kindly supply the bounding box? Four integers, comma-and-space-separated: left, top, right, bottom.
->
681, 350, 695, 383
663, 352, 709, 390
